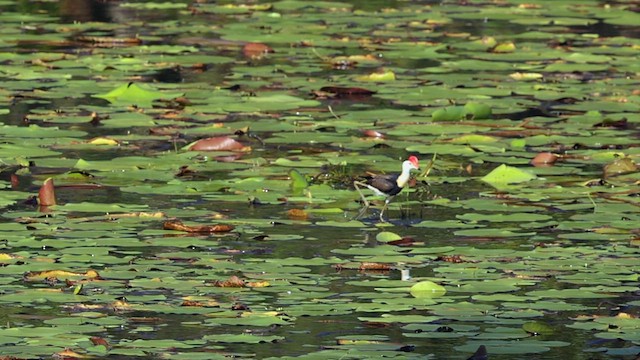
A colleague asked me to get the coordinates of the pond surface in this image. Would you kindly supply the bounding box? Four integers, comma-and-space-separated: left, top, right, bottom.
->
0, 0, 639, 359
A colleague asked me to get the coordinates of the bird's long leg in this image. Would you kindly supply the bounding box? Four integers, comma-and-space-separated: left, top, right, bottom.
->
353, 181, 370, 219
379, 196, 394, 222
353, 181, 370, 207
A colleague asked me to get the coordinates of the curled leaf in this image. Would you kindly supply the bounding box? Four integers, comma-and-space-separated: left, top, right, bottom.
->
88, 137, 119, 145
410, 280, 446, 298
531, 152, 559, 167
38, 177, 56, 206
361, 129, 385, 138
188, 136, 250, 151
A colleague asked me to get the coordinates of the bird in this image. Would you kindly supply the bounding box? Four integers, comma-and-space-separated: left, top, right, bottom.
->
354, 156, 420, 222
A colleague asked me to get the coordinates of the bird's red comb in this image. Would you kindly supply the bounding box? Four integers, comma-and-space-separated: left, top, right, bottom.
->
408, 155, 419, 168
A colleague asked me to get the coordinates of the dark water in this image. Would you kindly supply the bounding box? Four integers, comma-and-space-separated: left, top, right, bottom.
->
1, 1, 638, 359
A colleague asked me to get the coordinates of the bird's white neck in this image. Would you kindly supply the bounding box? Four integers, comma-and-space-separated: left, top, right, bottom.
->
396, 160, 416, 189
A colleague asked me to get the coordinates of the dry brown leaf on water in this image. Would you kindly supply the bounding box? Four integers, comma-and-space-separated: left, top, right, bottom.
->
76, 36, 141, 45
531, 152, 559, 167
188, 136, 250, 152
163, 220, 234, 233
108, 211, 165, 219
359, 262, 392, 271
181, 296, 219, 307
287, 208, 308, 220
243, 42, 274, 59
435, 255, 467, 263
387, 236, 419, 247
24, 269, 101, 282
38, 177, 56, 206
90, 336, 111, 349
52, 348, 90, 359
211, 275, 245, 287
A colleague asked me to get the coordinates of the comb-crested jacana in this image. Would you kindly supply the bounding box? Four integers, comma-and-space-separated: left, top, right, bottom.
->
354, 156, 420, 221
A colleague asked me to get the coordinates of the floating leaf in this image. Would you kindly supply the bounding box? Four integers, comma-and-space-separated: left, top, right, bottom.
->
93, 82, 183, 107
410, 281, 447, 298
463, 102, 492, 120
603, 157, 637, 178
355, 69, 396, 82
163, 220, 234, 233
481, 164, 537, 185
289, 169, 308, 189
24, 269, 100, 282
522, 321, 554, 335
375, 231, 402, 242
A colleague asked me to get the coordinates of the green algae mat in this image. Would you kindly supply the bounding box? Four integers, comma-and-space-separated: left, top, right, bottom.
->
0, 1, 639, 359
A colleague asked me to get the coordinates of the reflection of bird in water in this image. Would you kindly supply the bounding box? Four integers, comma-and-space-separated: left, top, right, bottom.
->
467, 345, 488, 360
354, 156, 420, 222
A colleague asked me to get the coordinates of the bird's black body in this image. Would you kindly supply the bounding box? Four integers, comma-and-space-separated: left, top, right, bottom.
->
363, 173, 402, 196
353, 156, 420, 222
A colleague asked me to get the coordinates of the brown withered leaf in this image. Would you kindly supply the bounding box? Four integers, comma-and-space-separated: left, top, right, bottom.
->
24, 269, 101, 282
52, 348, 90, 359
90, 336, 111, 349
76, 36, 142, 45
359, 262, 392, 271
531, 152, 559, 167
243, 42, 274, 59
435, 255, 466, 263
181, 296, 219, 307
387, 236, 417, 247
163, 220, 234, 233
212, 275, 245, 287
181, 300, 204, 307
287, 208, 308, 220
